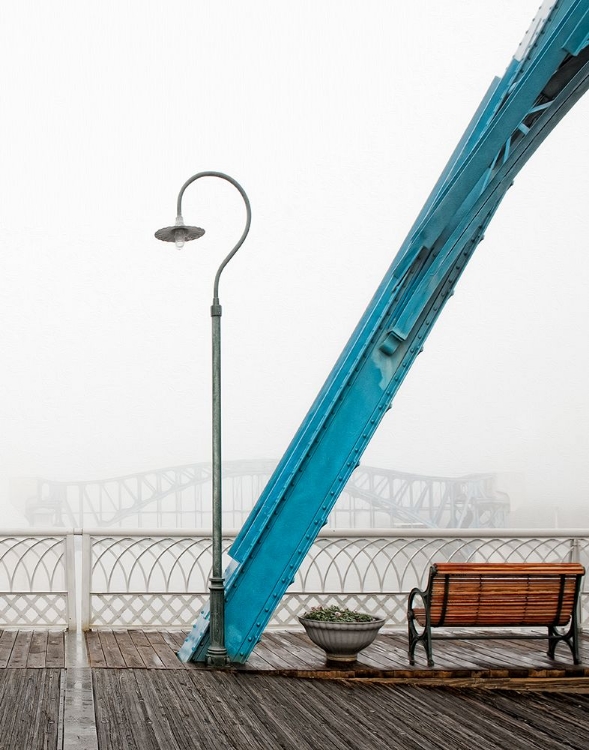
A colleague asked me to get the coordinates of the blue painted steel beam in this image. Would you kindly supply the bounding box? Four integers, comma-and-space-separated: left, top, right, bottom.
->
179, 1, 589, 663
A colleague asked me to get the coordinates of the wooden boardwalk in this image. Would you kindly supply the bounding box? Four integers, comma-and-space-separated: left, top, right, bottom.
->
91, 669, 589, 750
85, 628, 589, 680
1, 629, 589, 748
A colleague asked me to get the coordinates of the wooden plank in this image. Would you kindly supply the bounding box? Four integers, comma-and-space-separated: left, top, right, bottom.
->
131, 670, 186, 749
161, 631, 201, 669
86, 630, 107, 667
266, 630, 334, 670
6, 670, 40, 747
37, 668, 61, 750
277, 631, 334, 669
237, 643, 277, 672
162, 630, 185, 650
113, 630, 147, 669
91, 670, 117, 748
127, 629, 151, 648
26, 630, 48, 668
112, 670, 163, 749
98, 630, 127, 669
143, 631, 184, 669
128, 630, 165, 669
45, 630, 65, 668
0, 671, 23, 739
0, 630, 17, 668
7, 631, 33, 668
92, 669, 142, 750
24, 669, 54, 748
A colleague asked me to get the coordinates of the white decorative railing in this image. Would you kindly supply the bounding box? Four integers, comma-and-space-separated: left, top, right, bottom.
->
81, 531, 214, 629
0, 530, 75, 628
0, 529, 586, 632
80, 529, 589, 631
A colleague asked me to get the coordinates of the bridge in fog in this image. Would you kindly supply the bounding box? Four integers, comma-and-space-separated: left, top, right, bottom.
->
23, 460, 509, 529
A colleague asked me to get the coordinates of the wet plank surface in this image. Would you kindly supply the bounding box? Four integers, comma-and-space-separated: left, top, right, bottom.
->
86, 629, 589, 680
0, 631, 586, 748
0, 630, 65, 669
92, 668, 589, 750
0, 669, 62, 749
86, 630, 197, 670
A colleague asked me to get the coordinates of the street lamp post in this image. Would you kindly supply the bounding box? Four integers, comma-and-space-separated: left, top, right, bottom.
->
155, 171, 251, 666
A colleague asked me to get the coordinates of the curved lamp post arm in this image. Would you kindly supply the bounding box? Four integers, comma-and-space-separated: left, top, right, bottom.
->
176, 171, 252, 300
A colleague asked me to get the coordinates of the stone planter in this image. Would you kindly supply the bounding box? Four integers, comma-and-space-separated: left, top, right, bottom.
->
299, 616, 385, 663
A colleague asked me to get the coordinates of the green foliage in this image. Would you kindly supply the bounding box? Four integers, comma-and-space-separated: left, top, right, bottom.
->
302, 605, 374, 623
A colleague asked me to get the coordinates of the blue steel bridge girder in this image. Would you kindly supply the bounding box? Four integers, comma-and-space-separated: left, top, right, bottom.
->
174, 2, 589, 664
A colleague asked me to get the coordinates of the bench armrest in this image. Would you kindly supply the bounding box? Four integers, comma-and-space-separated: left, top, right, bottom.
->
408, 586, 428, 616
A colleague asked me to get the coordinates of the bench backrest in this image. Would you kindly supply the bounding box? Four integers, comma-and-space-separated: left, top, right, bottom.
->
427, 562, 585, 628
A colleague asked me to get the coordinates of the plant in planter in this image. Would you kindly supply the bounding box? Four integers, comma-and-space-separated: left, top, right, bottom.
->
299, 605, 385, 664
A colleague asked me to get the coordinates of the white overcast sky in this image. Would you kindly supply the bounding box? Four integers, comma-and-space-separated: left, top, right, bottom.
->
0, 1, 587, 524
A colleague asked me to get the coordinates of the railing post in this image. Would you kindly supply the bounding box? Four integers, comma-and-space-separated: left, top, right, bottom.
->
570, 537, 580, 563
569, 537, 585, 631
81, 532, 92, 631
65, 531, 77, 630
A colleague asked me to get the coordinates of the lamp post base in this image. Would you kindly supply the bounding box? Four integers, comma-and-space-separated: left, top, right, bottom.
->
206, 646, 230, 667
207, 575, 229, 667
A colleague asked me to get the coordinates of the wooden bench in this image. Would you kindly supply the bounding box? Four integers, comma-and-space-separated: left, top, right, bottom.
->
407, 562, 585, 667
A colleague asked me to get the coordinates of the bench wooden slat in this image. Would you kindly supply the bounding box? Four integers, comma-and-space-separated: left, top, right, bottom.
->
433, 563, 584, 576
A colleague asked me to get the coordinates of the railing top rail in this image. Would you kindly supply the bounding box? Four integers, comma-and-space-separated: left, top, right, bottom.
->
3, 527, 588, 540
317, 528, 589, 540
0, 528, 74, 537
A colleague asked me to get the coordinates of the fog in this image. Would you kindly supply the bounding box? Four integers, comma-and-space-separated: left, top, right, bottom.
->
1, 1, 588, 527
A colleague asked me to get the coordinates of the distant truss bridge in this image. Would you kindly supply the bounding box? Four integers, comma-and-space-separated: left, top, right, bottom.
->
23, 461, 509, 529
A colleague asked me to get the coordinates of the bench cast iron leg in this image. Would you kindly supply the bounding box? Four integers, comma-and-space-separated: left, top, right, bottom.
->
548, 621, 581, 665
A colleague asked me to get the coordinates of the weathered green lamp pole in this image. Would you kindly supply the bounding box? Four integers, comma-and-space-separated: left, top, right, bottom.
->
155, 171, 251, 666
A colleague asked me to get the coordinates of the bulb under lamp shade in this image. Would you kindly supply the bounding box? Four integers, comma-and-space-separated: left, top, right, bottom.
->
175, 228, 187, 250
